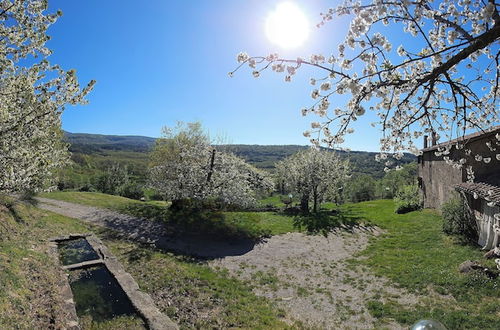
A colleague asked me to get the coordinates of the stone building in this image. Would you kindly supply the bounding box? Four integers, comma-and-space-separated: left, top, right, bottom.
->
418, 126, 500, 250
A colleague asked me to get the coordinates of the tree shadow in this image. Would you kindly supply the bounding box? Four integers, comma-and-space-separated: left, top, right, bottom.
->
293, 208, 372, 237
98, 205, 263, 259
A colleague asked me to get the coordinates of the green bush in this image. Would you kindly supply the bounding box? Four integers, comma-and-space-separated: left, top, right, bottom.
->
119, 183, 144, 200
394, 185, 422, 214
441, 197, 477, 241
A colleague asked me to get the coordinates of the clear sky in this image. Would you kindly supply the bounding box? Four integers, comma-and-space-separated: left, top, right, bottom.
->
47, 0, 392, 151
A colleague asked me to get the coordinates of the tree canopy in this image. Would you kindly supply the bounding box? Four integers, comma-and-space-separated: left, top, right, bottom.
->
149, 122, 273, 208
0, 0, 95, 192
275, 148, 351, 212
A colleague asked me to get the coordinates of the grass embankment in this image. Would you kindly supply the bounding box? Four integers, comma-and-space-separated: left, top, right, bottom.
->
0, 195, 144, 329
349, 199, 499, 329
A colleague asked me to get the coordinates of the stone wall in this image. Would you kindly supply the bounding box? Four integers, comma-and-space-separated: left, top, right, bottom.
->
418, 128, 500, 209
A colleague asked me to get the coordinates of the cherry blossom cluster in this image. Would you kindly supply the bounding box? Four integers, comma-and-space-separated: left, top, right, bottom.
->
0, 0, 95, 192
232, 0, 499, 159
275, 148, 351, 212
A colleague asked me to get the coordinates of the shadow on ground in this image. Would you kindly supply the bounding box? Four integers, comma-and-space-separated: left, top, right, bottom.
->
92, 202, 373, 259
292, 207, 373, 237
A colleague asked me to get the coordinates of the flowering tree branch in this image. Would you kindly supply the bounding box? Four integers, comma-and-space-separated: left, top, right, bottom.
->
232, 0, 499, 159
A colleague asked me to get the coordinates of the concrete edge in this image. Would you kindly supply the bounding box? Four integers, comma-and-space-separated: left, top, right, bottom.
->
47, 241, 81, 330
51, 234, 178, 330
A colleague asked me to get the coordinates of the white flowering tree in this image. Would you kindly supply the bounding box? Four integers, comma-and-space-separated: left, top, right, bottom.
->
275, 148, 351, 213
0, 0, 95, 193
232, 0, 499, 159
149, 122, 274, 209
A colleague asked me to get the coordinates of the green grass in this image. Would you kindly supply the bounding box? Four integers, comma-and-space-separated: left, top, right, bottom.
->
39, 191, 167, 210
347, 199, 500, 329
39, 192, 299, 239
103, 237, 292, 329
0, 195, 145, 329
38, 191, 368, 240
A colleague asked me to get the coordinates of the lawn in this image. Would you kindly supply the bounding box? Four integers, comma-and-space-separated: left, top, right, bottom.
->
347, 199, 500, 329
39, 191, 300, 239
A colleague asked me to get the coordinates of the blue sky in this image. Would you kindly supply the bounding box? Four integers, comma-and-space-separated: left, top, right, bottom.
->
47, 0, 391, 151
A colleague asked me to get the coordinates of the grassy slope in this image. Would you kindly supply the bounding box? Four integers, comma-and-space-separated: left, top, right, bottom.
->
39, 192, 298, 238
0, 195, 144, 329
349, 200, 499, 329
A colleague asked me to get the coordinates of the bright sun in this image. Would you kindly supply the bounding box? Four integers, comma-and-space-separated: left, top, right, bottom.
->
265, 2, 310, 49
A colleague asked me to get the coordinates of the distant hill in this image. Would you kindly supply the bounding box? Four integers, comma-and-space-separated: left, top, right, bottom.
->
64, 132, 156, 153
222, 144, 416, 178
63, 132, 416, 183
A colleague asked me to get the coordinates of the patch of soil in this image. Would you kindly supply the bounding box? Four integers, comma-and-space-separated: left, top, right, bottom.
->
210, 228, 418, 329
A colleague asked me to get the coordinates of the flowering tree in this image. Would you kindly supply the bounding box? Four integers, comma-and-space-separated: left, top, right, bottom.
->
275, 148, 351, 213
232, 0, 499, 159
0, 0, 95, 192
149, 122, 274, 209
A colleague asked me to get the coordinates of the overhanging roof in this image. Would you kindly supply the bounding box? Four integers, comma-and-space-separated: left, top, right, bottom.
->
455, 181, 500, 204
422, 125, 500, 153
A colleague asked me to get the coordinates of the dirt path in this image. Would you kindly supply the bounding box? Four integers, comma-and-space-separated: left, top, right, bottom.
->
38, 197, 419, 329
210, 229, 417, 329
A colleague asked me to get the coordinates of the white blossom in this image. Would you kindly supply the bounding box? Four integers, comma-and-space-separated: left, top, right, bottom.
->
0, 1, 95, 193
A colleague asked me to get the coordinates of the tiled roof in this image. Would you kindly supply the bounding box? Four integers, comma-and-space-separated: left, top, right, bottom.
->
455, 182, 500, 204
422, 125, 500, 153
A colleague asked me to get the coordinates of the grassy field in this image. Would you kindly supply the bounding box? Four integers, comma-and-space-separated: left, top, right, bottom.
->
30, 192, 500, 328
0, 195, 295, 329
348, 200, 499, 329
39, 192, 300, 239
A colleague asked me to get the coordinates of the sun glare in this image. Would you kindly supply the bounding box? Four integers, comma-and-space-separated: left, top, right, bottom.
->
265, 2, 310, 49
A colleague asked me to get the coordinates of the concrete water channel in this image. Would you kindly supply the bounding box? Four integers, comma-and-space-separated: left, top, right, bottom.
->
50, 234, 177, 330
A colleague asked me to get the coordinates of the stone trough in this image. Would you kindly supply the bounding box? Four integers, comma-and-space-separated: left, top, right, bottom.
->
49, 234, 177, 330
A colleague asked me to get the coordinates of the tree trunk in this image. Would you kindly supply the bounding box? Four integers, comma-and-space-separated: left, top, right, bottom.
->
300, 192, 309, 213
313, 187, 318, 213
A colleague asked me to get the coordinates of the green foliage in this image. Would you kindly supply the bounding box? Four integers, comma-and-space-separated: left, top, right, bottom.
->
119, 183, 144, 200
344, 174, 376, 202
441, 197, 477, 242
394, 184, 422, 214
376, 163, 417, 199
60, 132, 416, 194
95, 163, 129, 195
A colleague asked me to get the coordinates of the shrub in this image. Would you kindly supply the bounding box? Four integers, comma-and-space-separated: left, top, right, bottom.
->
441, 197, 477, 241
119, 183, 144, 200
394, 185, 422, 214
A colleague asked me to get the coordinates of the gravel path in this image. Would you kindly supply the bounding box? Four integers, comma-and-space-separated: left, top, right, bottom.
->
210, 229, 417, 329
38, 197, 420, 329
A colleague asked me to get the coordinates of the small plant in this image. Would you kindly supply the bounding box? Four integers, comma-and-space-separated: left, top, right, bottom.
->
441, 197, 477, 242
393, 185, 422, 214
